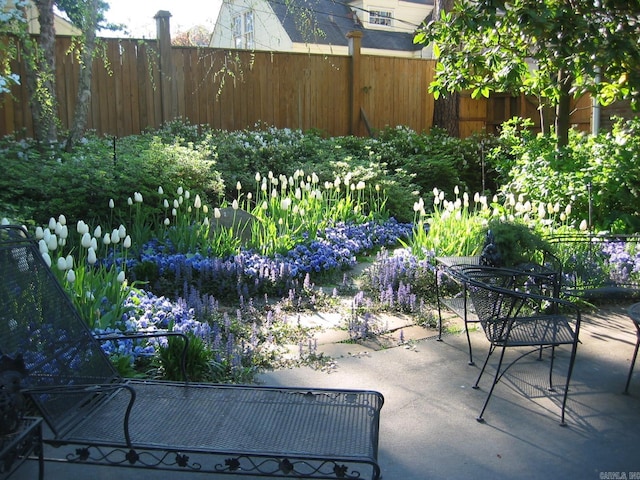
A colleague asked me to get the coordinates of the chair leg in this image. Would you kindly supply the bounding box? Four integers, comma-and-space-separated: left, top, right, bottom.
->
548, 345, 556, 392
476, 345, 508, 423
473, 344, 495, 389
624, 337, 640, 395
559, 339, 579, 426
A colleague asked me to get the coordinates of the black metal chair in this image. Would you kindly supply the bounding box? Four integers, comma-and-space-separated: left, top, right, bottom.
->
0, 225, 383, 479
460, 266, 581, 426
624, 303, 640, 394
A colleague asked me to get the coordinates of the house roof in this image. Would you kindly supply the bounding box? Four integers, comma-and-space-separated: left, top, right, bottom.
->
268, 0, 428, 52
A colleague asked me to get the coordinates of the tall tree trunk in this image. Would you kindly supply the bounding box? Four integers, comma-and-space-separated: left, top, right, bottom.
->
65, 0, 99, 152
431, 0, 459, 136
25, 0, 58, 144
555, 69, 572, 149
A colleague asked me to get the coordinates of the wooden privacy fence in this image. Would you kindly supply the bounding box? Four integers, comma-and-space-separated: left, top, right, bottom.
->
0, 15, 592, 139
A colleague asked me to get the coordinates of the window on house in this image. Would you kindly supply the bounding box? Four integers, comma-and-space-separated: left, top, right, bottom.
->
232, 10, 254, 49
369, 10, 392, 27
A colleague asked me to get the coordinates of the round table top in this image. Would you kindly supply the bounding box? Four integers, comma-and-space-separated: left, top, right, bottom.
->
629, 303, 640, 325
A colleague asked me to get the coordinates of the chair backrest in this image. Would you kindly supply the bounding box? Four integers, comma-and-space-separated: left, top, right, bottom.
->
461, 266, 557, 341
0, 225, 120, 437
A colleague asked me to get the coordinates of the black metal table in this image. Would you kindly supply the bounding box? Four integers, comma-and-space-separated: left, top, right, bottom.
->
0, 417, 43, 480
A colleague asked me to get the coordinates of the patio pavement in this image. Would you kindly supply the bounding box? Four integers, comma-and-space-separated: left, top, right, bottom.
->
15, 302, 640, 479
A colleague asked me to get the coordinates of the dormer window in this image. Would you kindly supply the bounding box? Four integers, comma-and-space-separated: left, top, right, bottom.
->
369, 10, 392, 27
233, 10, 255, 49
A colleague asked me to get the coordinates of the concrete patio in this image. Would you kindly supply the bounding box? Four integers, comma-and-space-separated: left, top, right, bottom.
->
15, 302, 640, 479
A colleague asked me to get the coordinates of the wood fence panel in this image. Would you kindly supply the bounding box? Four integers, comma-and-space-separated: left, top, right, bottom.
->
1, 36, 606, 140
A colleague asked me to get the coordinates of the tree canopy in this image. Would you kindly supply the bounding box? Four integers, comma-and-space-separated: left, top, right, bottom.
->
415, 0, 640, 146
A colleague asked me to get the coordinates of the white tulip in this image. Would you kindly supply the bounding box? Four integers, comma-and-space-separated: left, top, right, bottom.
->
214, 208, 221, 219
65, 255, 73, 269
109, 199, 115, 209
41, 252, 51, 267
118, 225, 126, 238
87, 247, 97, 265
164, 218, 170, 226
47, 235, 57, 251
103, 233, 111, 245
134, 192, 143, 203
80, 232, 91, 248
164, 199, 169, 208
76, 220, 88, 235
1, 218, 8, 225
194, 195, 202, 209
48, 217, 56, 230
35, 226, 44, 239
232, 199, 239, 210
38, 239, 48, 254
127, 197, 133, 206
90, 238, 97, 250
177, 186, 183, 195
94, 225, 102, 238
116, 271, 126, 283
158, 186, 164, 194
173, 199, 179, 209
123, 235, 132, 249
110, 229, 120, 244
66, 269, 76, 283
57, 257, 67, 271
172, 208, 177, 217
58, 214, 66, 226
185, 190, 190, 200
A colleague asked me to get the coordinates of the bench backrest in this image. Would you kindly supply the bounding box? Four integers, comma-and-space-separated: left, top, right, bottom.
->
0, 225, 120, 436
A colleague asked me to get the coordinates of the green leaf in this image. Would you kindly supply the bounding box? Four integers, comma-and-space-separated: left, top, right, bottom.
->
433, 42, 441, 59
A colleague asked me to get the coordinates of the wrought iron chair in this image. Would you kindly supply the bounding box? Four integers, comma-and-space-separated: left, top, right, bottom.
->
0, 225, 383, 479
624, 303, 640, 394
459, 266, 581, 426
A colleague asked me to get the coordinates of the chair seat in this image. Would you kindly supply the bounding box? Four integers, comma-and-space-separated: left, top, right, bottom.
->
485, 315, 576, 347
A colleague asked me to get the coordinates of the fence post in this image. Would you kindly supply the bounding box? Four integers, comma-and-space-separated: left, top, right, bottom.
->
155, 10, 176, 123
347, 30, 363, 136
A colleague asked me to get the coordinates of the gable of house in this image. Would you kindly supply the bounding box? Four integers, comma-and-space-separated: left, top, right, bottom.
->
211, 0, 433, 57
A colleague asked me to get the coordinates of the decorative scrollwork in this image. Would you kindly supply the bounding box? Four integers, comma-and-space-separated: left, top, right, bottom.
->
216, 455, 363, 478
66, 445, 202, 471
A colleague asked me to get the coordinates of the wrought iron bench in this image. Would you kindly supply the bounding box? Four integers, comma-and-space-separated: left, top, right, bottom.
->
459, 265, 581, 425
0, 225, 383, 479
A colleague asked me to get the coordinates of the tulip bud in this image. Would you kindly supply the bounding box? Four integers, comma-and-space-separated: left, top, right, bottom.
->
194, 195, 202, 209
164, 218, 170, 226
214, 208, 221, 219
118, 225, 126, 238
164, 199, 169, 209
172, 208, 177, 217
173, 199, 179, 209
117, 271, 126, 283
47, 235, 58, 252
123, 235, 132, 249
185, 190, 190, 200
127, 197, 133, 206
158, 186, 164, 194
66, 269, 76, 283
109, 199, 115, 209
232, 199, 239, 210
94, 225, 102, 238
57, 257, 67, 271
81, 232, 92, 248
87, 247, 97, 265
